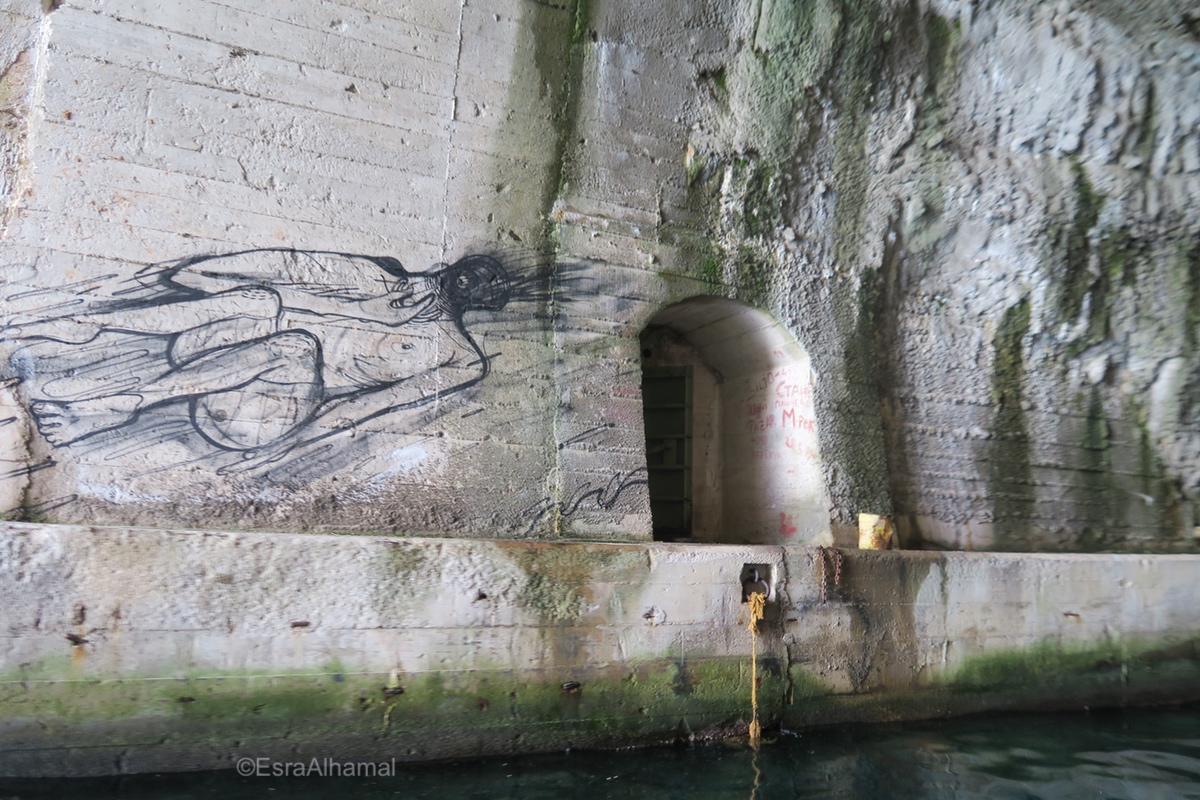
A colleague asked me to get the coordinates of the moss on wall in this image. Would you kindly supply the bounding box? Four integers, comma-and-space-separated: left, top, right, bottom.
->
1077, 386, 1117, 550
513, 0, 586, 257
905, 13, 960, 254
701, 0, 897, 275
0, 39, 36, 238
368, 540, 435, 615
733, 244, 774, 310
923, 14, 958, 99
1183, 240, 1200, 351
1058, 161, 1107, 352
1098, 229, 1142, 290
828, 5, 889, 272
987, 300, 1033, 550
689, 0, 913, 525
501, 543, 646, 625
0, 656, 783, 762
946, 635, 1200, 696
782, 634, 1200, 729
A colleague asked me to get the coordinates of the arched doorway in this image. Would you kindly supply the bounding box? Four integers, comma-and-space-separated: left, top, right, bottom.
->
640, 297, 830, 545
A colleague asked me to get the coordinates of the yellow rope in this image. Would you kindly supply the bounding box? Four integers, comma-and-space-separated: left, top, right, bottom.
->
747, 591, 766, 746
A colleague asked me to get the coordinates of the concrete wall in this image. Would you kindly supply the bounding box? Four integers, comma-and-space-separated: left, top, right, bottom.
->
3, 520, 1199, 776
0, 0, 657, 538
0, 0, 846, 545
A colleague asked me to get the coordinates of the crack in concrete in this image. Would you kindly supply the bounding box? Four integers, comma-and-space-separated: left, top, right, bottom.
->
438, 0, 469, 262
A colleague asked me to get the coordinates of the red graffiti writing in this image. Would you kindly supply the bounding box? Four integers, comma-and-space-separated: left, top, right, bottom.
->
780, 408, 815, 432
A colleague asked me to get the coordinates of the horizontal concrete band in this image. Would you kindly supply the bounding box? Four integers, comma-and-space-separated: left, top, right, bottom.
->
2, 522, 1199, 776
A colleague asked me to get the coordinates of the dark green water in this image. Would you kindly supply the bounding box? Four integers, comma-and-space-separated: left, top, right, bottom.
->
5, 706, 1200, 799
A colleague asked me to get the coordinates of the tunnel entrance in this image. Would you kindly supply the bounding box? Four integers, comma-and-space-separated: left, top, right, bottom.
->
639, 297, 831, 544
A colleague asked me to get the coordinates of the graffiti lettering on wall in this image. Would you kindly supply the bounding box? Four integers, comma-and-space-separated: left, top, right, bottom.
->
4, 248, 543, 481
523, 469, 649, 535
735, 363, 820, 463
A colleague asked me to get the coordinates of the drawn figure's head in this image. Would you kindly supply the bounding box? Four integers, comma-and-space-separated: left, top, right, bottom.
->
437, 255, 511, 315
378, 253, 511, 323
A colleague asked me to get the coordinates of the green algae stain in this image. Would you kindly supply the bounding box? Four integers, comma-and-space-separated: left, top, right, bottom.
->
0, 655, 776, 752
786, 664, 836, 703
1183, 240, 1200, 351
1123, 390, 1193, 552
698, 245, 724, 286
949, 641, 1123, 692
905, 13, 962, 255
697, 65, 729, 112
569, 0, 590, 44
987, 300, 1033, 551
1131, 80, 1158, 167
734, 0, 843, 161
499, 0, 584, 258
174, 677, 356, 726
1098, 228, 1142, 289
740, 161, 780, 241
990, 299, 1031, 416
0, 666, 374, 728
521, 570, 585, 624
946, 637, 1200, 695
367, 540, 436, 618
1058, 160, 1106, 337
1078, 386, 1116, 551
734, 244, 774, 309
380, 658, 787, 740
923, 14, 960, 100
707, 0, 897, 305
829, 4, 888, 270
724, 0, 888, 239
503, 544, 646, 625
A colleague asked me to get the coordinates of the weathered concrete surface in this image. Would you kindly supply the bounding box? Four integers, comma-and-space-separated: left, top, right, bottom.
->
0, 0, 648, 540
0, 0, 1198, 547
2, 521, 1199, 776
0, 1, 40, 240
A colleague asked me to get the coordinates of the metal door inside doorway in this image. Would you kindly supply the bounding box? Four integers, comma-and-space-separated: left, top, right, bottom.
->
642, 365, 693, 541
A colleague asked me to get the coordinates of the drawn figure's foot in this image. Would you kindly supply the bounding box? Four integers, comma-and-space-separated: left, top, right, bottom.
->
30, 394, 143, 445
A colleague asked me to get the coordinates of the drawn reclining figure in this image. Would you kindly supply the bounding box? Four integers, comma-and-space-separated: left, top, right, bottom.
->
8, 248, 511, 455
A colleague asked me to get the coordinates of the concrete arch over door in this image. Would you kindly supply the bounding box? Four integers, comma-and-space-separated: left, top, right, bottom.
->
640, 296, 832, 545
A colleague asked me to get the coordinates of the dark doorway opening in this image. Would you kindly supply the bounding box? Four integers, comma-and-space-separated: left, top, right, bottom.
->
641, 365, 693, 541
638, 296, 829, 545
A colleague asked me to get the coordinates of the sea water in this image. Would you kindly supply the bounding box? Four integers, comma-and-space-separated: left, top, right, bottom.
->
3, 705, 1200, 799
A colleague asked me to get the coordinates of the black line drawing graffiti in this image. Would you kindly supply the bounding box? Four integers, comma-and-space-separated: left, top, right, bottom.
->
5, 248, 526, 473
523, 468, 649, 535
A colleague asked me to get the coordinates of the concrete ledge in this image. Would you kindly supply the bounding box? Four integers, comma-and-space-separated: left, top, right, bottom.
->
2, 522, 1199, 776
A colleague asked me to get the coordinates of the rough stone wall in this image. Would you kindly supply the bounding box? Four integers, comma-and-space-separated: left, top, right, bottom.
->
869, 1, 1200, 551
673, 0, 1200, 551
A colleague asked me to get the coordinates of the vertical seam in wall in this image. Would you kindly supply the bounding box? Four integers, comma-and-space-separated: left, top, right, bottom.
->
543, 1, 589, 534
548, 231, 564, 534
434, 0, 468, 418
439, 0, 468, 262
